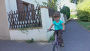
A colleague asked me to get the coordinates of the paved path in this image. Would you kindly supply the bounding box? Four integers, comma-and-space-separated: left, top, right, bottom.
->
63, 20, 90, 51
0, 20, 90, 51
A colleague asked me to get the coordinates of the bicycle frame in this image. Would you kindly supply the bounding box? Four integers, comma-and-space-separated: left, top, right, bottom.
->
54, 31, 61, 51
47, 29, 61, 51
54, 33, 58, 45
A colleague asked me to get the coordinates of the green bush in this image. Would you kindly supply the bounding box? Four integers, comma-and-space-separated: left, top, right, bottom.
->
26, 39, 34, 43
60, 6, 70, 19
48, 34, 54, 42
77, 0, 90, 21
70, 0, 84, 4
70, 14, 77, 19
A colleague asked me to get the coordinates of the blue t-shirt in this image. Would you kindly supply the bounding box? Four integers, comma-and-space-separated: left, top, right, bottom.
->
53, 20, 63, 30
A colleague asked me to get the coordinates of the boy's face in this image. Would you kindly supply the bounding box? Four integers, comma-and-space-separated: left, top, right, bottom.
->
54, 17, 60, 21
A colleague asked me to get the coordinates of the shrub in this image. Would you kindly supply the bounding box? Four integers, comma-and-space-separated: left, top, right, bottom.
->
70, 0, 84, 4
60, 6, 70, 19
48, 34, 54, 42
26, 38, 34, 43
70, 14, 77, 19
77, 0, 90, 21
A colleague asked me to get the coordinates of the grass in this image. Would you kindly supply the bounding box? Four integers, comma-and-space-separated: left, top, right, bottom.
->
48, 34, 55, 42
70, 14, 77, 19
26, 39, 34, 43
77, 20, 90, 31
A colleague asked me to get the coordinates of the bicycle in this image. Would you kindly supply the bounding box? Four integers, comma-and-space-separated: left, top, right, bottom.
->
47, 29, 64, 51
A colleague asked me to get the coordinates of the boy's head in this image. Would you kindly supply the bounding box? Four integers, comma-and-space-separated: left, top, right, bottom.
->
53, 12, 60, 21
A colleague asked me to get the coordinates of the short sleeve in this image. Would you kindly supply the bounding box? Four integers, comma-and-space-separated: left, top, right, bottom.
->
53, 21, 55, 24
60, 20, 64, 24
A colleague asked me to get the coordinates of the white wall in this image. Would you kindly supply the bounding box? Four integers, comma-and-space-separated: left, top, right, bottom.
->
0, 0, 10, 40
10, 29, 53, 41
5, 0, 65, 41
5, 0, 17, 13
5, 0, 54, 41
40, 7, 54, 40
9, 7, 54, 41
59, 0, 76, 10
10, 29, 47, 41
60, 13, 65, 23
5, 0, 48, 12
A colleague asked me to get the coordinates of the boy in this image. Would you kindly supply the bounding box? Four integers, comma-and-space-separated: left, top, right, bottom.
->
48, 12, 65, 47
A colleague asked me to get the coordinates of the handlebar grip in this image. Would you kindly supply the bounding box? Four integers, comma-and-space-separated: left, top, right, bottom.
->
47, 29, 54, 32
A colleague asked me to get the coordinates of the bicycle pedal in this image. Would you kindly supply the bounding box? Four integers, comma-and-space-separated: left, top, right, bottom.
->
60, 43, 64, 47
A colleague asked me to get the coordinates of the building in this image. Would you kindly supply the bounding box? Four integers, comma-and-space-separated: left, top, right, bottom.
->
0, 0, 65, 41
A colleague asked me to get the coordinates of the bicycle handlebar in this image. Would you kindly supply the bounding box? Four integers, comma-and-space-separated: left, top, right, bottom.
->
47, 29, 65, 32
47, 29, 55, 32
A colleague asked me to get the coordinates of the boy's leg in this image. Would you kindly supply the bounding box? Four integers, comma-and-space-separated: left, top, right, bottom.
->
54, 31, 58, 44
57, 30, 64, 46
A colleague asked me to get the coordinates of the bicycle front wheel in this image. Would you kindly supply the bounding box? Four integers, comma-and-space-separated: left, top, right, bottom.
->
53, 44, 60, 51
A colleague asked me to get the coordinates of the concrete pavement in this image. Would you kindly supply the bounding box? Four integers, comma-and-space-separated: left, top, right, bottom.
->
62, 20, 90, 51
0, 20, 90, 51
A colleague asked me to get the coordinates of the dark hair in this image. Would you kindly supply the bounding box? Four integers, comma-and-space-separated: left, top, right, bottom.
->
53, 11, 60, 18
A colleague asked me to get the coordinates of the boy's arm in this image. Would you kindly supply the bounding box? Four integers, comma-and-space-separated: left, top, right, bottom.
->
62, 23, 65, 30
48, 24, 54, 30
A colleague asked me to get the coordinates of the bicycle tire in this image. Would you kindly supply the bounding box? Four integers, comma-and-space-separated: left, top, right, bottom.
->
53, 44, 60, 51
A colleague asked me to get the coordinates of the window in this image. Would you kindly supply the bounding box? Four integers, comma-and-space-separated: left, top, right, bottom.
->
23, 2, 29, 12
16, 0, 29, 12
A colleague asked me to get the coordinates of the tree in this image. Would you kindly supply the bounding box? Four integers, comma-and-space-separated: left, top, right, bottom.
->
77, 0, 90, 21
42, 0, 58, 11
60, 6, 70, 19
70, 0, 84, 4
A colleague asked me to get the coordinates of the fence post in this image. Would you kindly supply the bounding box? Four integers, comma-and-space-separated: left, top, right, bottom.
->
40, 6, 51, 29
40, 6, 54, 40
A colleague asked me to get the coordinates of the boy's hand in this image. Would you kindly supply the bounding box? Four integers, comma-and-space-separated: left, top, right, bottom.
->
62, 23, 65, 31
47, 28, 51, 32
62, 28, 65, 31
48, 28, 51, 31
48, 24, 54, 31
